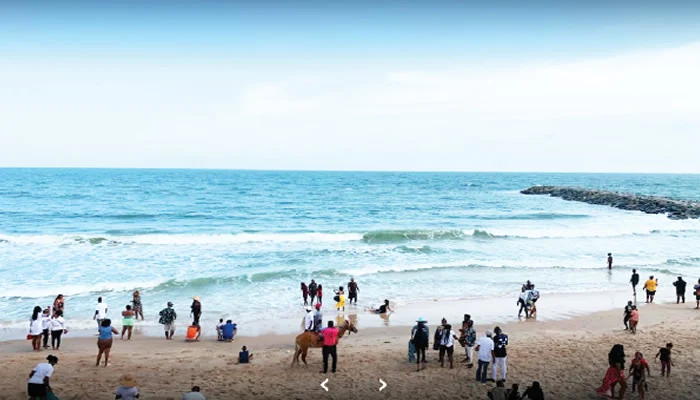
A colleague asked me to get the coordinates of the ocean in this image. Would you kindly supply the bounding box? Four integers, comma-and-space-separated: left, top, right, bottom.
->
1, 169, 699, 339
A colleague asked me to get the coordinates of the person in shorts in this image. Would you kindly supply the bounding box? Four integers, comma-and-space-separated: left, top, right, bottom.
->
159, 302, 177, 340
643, 276, 657, 303
655, 342, 674, 377
27, 355, 58, 400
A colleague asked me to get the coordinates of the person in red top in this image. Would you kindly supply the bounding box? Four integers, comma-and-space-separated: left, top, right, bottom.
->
321, 321, 339, 373
628, 351, 650, 399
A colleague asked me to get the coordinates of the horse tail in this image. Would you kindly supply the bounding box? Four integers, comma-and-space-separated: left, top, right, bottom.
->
291, 341, 299, 366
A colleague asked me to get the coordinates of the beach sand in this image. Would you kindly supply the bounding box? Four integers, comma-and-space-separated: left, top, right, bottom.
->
1, 303, 698, 400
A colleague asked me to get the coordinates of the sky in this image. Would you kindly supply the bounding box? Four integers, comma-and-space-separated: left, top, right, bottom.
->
1, 0, 699, 172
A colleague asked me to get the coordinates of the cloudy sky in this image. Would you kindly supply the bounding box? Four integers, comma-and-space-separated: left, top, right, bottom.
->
1, 1, 699, 172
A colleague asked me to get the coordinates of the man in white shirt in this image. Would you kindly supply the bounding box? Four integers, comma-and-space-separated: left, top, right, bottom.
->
183, 385, 206, 400
27, 355, 58, 398
303, 306, 314, 331
94, 297, 108, 329
475, 330, 494, 383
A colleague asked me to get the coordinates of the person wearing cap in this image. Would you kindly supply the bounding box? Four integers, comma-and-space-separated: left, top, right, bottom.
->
475, 330, 494, 383
304, 306, 315, 331
313, 303, 323, 332
190, 296, 202, 326
411, 317, 429, 371
158, 302, 177, 340
183, 386, 206, 400
115, 374, 140, 399
27, 354, 58, 399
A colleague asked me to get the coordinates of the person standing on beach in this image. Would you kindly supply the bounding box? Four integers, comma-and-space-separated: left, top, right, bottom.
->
347, 278, 359, 305
517, 287, 530, 318
52, 295, 64, 318
301, 282, 309, 306
94, 297, 108, 331
623, 301, 633, 330
411, 317, 429, 371
596, 344, 627, 399
159, 302, 177, 340
304, 306, 315, 331
321, 320, 339, 374
644, 276, 657, 303
96, 319, 118, 367
464, 320, 476, 368
475, 330, 494, 384
608, 253, 613, 269
121, 305, 135, 340
313, 303, 323, 332
317, 284, 323, 305
629, 351, 650, 399
629, 306, 639, 334
439, 323, 455, 369
41, 308, 51, 349
132, 291, 144, 321
29, 306, 43, 351
630, 269, 640, 296
655, 342, 673, 377
49, 310, 67, 350
334, 286, 345, 312
491, 326, 509, 382
695, 279, 700, 309
190, 296, 202, 326
673, 276, 687, 304
309, 280, 318, 305
434, 318, 447, 352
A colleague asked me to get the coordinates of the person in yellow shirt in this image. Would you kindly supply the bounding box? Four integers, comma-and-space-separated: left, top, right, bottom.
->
644, 276, 657, 303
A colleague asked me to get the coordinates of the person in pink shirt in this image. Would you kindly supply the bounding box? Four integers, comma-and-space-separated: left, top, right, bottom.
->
629, 306, 639, 334
321, 321, 339, 373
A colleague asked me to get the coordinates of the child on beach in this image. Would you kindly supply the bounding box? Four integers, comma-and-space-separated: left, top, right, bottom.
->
628, 351, 650, 399
629, 306, 639, 334
216, 318, 224, 341
655, 343, 674, 377
238, 346, 253, 364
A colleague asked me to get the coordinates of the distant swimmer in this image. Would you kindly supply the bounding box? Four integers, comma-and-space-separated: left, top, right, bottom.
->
608, 253, 613, 269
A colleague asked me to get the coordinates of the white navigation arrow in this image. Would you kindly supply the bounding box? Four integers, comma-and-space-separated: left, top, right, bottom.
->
321, 378, 329, 392
379, 378, 387, 392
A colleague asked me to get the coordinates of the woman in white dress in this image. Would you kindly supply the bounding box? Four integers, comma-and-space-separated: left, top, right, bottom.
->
29, 306, 43, 351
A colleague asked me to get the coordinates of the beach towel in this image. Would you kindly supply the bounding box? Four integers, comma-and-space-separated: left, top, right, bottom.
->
408, 340, 416, 363
596, 366, 624, 397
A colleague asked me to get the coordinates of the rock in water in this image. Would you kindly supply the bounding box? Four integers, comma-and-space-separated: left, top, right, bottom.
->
520, 186, 700, 220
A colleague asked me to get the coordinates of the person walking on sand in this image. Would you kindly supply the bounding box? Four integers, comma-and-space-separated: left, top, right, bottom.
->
132, 291, 144, 321
347, 277, 359, 305
301, 282, 309, 306
190, 296, 202, 325
121, 305, 135, 340
94, 296, 108, 331
475, 330, 494, 384
309, 280, 318, 305
490, 326, 509, 382
655, 342, 674, 377
411, 317, 429, 371
608, 253, 613, 269
27, 354, 58, 400
629, 306, 639, 334
334, 286, 345, 312
630, 269, 640, 296
159, 301, 177, 340
29, 306, 44, 351
320, 320, 340, 374
623, 301, 633, 330
96, 319, 118, 367
596, 344, 627, 399
629, 351, 650, 399
643, 276, 657, 303
673, 276, 687, 304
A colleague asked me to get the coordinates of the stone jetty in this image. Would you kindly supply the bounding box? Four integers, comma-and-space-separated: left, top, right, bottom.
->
521, 186, 700, 220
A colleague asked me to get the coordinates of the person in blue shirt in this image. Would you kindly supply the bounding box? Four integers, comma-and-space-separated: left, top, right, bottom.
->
238, 346, 254, 364
221, 320, 237, 342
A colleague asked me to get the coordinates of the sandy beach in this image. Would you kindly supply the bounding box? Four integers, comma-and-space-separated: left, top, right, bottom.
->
2, 301, 699, 400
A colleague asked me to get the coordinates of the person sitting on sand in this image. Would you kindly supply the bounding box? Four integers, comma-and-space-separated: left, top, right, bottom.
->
221, 320, 237, 342
115, 374, 140, 399
183, 386, 206, 400
216, 319, 224, 341
629, 306, 639, 334
27, 354, 58, 400
628, 351, 650, 399
655, 342, 674, 377
186, 323, 202, 342
488, 380, 507, 400
238, 346, 253, 364
506, 383, 520, 400
643, 276, 657, 303
521, 381, 544, 400
623, 301, 633, 330
596, 344, 627, 399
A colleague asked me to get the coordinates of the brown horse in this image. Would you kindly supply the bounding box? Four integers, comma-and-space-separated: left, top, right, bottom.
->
291, 320, 358, 366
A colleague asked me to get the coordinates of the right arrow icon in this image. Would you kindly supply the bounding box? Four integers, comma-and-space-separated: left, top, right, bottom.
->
379, 378, 387, 392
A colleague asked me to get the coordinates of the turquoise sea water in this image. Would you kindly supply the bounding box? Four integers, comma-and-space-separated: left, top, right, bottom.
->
1, 169, 699, 338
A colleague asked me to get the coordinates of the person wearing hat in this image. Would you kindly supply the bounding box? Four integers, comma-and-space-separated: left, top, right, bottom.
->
411, 317, 429, 371
191, 296, 202, 326
158, 302, 177, 340
304, 306, 315, 331
475, 330, 494, 383
115, 374, 140, 399
27, 354, 58, 400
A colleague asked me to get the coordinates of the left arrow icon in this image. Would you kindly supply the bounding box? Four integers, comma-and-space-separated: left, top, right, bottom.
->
321, 378, 329, 392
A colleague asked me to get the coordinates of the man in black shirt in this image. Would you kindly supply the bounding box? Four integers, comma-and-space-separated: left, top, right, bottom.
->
347, 278, 359, 305
490, 326, 509, 382
630, 269, 640, 295
673, 277, 687, 304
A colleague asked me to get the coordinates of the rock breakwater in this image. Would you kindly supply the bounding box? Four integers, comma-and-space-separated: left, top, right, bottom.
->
521, 186, 700, 220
